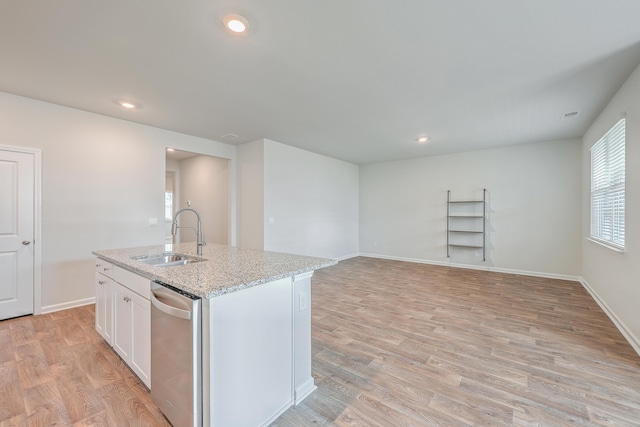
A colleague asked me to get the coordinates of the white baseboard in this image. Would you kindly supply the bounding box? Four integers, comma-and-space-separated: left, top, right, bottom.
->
358, 253, 582, 282
294, 378, 317, 405
260, 400, 295, 427
40, 297, 95, 314
334, 252, 360, 261
579, 278, 640, 357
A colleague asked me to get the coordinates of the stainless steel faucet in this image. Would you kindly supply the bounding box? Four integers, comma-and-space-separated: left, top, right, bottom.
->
171, 208, 206, 256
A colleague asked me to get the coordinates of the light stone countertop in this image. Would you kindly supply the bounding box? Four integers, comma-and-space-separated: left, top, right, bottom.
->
92, 243, 337, 299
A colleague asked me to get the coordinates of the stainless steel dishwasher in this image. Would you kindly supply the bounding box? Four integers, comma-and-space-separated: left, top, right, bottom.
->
150, 281, 202, 427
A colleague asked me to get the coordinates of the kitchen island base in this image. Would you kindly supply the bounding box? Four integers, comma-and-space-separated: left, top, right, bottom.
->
202, 273, 316, 427
93, 243, 335, 427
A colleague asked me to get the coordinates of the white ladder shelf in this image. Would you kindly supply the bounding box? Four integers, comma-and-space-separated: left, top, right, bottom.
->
446, 189, 487, 261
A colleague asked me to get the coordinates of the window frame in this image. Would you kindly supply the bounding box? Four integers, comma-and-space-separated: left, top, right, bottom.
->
589, 118, 626, 252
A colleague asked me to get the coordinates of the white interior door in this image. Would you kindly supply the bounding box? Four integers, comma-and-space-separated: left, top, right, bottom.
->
0, 149, 35, 320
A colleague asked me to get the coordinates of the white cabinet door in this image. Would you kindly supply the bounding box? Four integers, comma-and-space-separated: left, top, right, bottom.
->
95, 274, 106, 339
113, 282, 132, 362
130, 291, 151, 388
95, 273, 113, 344
112, 281, 151, 388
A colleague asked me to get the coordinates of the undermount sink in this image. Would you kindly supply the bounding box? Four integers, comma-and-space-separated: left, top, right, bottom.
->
133, 253, 205, 267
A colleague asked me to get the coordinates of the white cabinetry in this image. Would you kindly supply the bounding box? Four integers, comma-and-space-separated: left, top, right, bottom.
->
95, 258, 151, 388
95, 260, 114, 344
113, 282, 132, 360
113, 281, 151, 387
130, 291, 151, 387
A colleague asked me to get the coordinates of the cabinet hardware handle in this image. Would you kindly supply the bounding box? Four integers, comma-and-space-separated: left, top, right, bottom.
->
98, 281, 105, 285
22, 240, 31, 245
103, 267, 110, 271
124, 296, 131, 302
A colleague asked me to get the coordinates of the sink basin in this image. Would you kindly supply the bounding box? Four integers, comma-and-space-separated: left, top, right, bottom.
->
133, 253, 204, 267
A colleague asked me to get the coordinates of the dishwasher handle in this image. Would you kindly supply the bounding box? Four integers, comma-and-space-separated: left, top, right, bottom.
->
151, 290, 192, 320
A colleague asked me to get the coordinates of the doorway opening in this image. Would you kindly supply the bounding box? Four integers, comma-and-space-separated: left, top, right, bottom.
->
165, 149, 231, 246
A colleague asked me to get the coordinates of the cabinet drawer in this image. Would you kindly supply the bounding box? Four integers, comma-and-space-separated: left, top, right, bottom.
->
95, 259, 114, 278
112, 265, 150, 299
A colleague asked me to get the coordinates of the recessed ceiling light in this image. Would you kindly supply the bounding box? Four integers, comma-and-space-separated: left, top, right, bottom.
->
167, 148, 175, 152
120, 101, 136, 109
417, 136, 429, 143
223, 14, 249, 33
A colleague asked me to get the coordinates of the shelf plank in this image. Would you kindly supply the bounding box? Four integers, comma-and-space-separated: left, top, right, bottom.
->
447, 214, 484, 218
448, 230, 484, 234
447, 244, 484, 249
448, 200, 484, 204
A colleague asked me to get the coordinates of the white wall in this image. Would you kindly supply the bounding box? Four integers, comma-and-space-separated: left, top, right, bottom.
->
360, 139, 582, 277
582, 63, 640, 351
0, 92, 236, 312
238, 139, 359, 260
263, 139, 359, 259
237, 140, 265, 250
178, 155, 230, 245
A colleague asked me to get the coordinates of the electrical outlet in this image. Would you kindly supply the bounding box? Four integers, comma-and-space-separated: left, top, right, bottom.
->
299, 292, 308, 311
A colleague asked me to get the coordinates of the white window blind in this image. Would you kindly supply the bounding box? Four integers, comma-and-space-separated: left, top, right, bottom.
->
165, 192, 173, 221
590, 118, 625, 250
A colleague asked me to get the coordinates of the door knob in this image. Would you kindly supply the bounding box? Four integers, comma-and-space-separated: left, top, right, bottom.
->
22, 240, 31, 245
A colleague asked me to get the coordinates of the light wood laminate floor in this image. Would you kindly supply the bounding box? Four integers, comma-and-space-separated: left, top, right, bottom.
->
0, 304, 170, 426
274, 257, 640, 426
2, 257, 640, 426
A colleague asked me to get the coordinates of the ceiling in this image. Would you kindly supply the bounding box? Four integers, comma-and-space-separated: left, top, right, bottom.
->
166, 149, 199, 162
2, 1, 640, 164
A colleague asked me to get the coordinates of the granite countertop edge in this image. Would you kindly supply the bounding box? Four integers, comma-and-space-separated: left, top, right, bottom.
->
92, 243, 337, 299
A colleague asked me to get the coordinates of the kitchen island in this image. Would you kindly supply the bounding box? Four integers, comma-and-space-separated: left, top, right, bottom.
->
93, 243, 336, 427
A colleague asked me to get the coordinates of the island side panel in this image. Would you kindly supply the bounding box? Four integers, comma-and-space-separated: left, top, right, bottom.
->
206, 277, 294, 427
292, 272, 317, 403
202, 300, 211, 427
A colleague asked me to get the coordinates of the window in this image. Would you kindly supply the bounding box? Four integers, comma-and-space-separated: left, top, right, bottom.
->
165, 191, 173, 221
590, 118, 625, 250
165, 171, 175, 221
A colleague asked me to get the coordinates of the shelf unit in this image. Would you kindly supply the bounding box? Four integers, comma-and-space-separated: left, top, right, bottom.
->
447, 189, 487, 261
